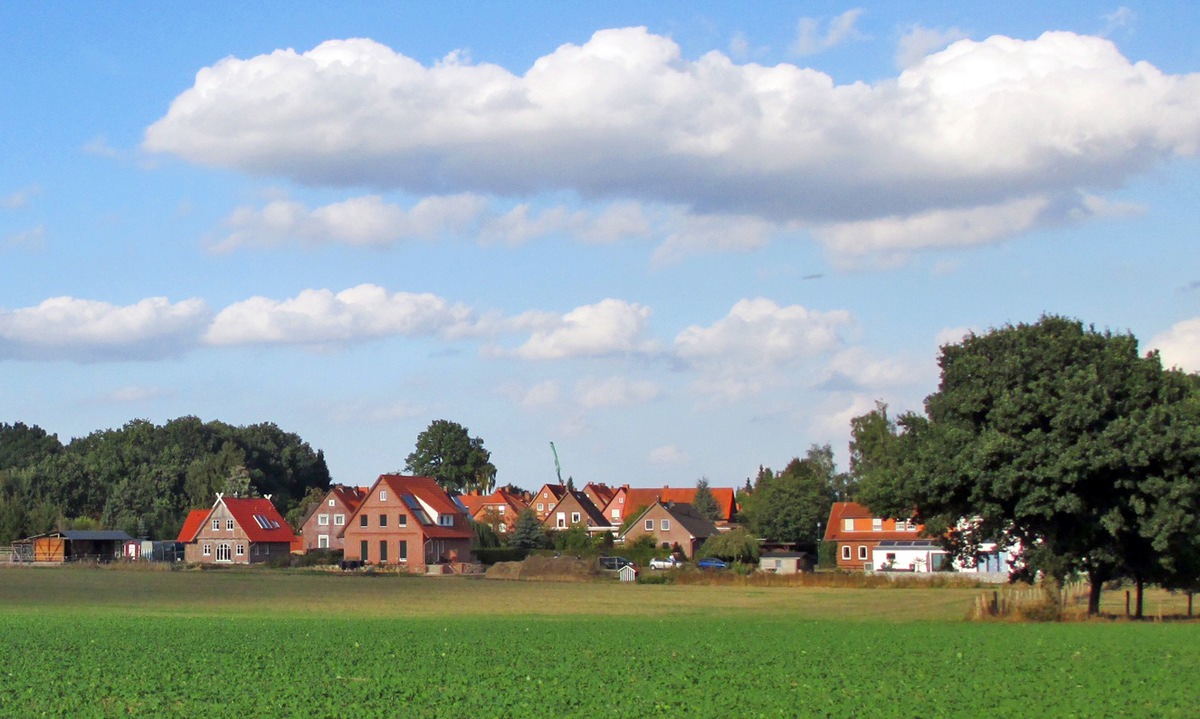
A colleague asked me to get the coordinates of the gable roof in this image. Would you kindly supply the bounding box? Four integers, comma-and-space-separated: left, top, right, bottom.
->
223, 497, 297, 543
460, 487, 527, 516
330, 485, 369, 512
177, 509, 210, 543
623, 501, 720, 539
609, 485, 736, 522
344, 474, 473, 540
823, 501, 922, 542
543, 490, 611, 528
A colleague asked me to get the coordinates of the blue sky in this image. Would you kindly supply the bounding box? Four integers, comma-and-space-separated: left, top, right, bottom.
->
2, 3, 1198, 491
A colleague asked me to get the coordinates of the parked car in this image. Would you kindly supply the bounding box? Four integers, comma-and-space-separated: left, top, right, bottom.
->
696, 557, 729, 570
649, 556, 681, 570
598, 555, 636, 571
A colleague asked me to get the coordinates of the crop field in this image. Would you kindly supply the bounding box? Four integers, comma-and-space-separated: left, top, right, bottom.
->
1, 568, 1198, 718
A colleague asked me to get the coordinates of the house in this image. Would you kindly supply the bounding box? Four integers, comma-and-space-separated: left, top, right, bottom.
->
758, 550, 814, 574
339, 474, 474, 573
12, 530, 134, 563
541, 490, 611, 533
296, 484, 369, 552
618, 501, 720, 558
530, 483, 567, 520
581, 482, 618, 513
603, 485, 737, 526
823, 502, 926, 571
460, 488, 528, 535
178, 494, 297, 565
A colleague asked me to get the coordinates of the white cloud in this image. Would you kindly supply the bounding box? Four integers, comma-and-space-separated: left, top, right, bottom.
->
82, 135, 119, 158
822, 348, 924, 390
652, 211, 775, 264
1101, 7, 1136, 37
330, 399, 424, 424
792, 9, 867, 56
99, 385, 171, 403
896, 23, 968, 69
649, 444, 688, 466
935, 325, 974, 349
575, 376, 660, 408
2, 184, 39, 209
4, 225, 47, 251
513, 299, 657, 360
0, 296, 209, 361
144, 29, 1200, 263
1149, 318, 1200, 372
675, 298, 850, 365
204, 284, 471, 346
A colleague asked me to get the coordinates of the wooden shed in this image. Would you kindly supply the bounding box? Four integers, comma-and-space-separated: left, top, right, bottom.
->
758, 550, 814, 575
14, 530, 133, 563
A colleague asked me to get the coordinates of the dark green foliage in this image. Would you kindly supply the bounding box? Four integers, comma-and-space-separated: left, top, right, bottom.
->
473, 546, 528, 564
404, 419, 496, 495
0, 416, 330, 543
472, 519, 500, 549
691, 477, 721, 520
743, 445, 841, 547
512, 507, 548, 550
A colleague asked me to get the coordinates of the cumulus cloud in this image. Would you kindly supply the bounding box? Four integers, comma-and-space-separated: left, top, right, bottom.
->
204, 283, 471, 346
820, 347, 925, 391
1149, 318, 1200, 372
792, 9, 867, 56
649, 444, 688, 466
144, 28, 1200, 262
575, 376, 660, 408
0, 296, 210, 361
652, 211, 776, 264
513, 299, 657, 360
896, 23, 968, 68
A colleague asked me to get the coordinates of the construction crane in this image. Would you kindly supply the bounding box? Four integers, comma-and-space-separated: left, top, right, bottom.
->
549, 441, 563, 484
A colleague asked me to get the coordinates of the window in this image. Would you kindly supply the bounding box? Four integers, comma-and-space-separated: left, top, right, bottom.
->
328, 499, 335, 506
619, 497, 624, 504
843, 518, 854, 531
399, 540, 408, 562
498, 524, 507, 533
872, 518, 883, 532
841, 545, 850, 560
334, 514, 344, 526
537, 503, 544, 512
611, 509, 620, 519
398, 514, 407, 526
360, 540, 369, 561
379, 540, 388, 562
548, 502, 555, 510
556, 513, 566, 529
571, 512, 581, 524
317, 514, 329, 526
211, 519, 220, 531
359, 514, 368, 527
439, 515, 454, 527
379, 514, 387, 527
318, 535, 329, 549
497, 505, 505, 515
858, 545, 868, 560
660, 519, 670, 532
380, 490, 388, 501
216, 543, 231, 562
203, 543, 211, 556
644, 519, 654, 532
236, 544, 245, 557
226, 519, 234, 531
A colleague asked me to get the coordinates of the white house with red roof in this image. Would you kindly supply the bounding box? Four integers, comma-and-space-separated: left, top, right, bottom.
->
339, 474, 474, 573
296, 484, 369, 552
178, 494, 297, 565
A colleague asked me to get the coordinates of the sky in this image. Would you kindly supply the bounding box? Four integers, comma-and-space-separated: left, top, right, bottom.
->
2, 2, 1199, 492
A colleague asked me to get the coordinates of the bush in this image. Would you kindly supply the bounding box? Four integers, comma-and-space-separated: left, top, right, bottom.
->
474, 547, 528, 565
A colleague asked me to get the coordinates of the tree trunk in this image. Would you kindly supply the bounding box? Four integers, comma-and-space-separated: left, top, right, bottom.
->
1087, 570, 1103, 615
1135, 576, 1145, 619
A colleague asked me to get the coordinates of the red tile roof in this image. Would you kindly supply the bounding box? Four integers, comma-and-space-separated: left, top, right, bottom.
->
176, 509, 210, 543
608, 486, 736, 522
330, 485, 369, 513
370, 474, 474, 539
823, 501, 922, 542
223, 497, 297, 543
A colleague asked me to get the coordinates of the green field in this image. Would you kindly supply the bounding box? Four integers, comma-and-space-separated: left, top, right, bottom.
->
1, 567, 1197, 717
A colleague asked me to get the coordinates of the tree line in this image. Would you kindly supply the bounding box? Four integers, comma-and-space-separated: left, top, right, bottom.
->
0, 417, 330, 544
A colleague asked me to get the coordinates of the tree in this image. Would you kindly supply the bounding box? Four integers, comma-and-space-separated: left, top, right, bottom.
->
512, 508, 547, 550
691, 477, 721, 520
698, 527, 760, 563
743, 445, 840, 547
405, 419, 497, 495
858, 316, 1200, 615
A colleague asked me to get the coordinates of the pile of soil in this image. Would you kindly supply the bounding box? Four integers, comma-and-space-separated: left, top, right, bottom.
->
484, 555, 602, 582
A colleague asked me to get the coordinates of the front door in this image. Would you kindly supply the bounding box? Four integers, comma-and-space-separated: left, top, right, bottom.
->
215, 543, 231, 562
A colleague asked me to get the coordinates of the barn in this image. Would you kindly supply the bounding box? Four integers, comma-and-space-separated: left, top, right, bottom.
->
13, 530, 134, 563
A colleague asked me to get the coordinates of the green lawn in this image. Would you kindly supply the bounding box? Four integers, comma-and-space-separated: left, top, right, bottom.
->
1, 567, 1197, 718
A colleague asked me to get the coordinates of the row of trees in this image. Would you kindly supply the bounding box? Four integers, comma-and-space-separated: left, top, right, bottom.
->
0, 417, 330, 544
852, 316, 1200, 615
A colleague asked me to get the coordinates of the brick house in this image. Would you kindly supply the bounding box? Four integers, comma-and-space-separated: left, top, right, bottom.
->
339, 474, 474, 572
541, 490, 610, 533
603, 485, 737, 526
460, 488, 528, 536
822, 501, 922, 571
297, 484, 368, 552
618, 501, 720, 558
530, 483, 567, 521
178, 494, 297, 565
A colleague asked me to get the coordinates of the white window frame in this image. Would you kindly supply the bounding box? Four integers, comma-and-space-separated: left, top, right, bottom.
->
556, 512, 566, 529
843, 518, 854, 531
236, 544, 245, 557
334, 514, 345, 526
211, 519, 220, 531
380, 490, 388, 501
660, 519, 670, 532
841, 545, 850, 560
226, 518, 234, 531
328, 498, 335, 506
571, 512, 581, 524
537, 503, 544, 512
202, 543, 211, 557
317, 535, 330, 549
611, 509, 620, 519
858, 545, 868, 561
498, 524, 507, 533
872, 518, 883, 532
644, 519, 654, 532
317, 514, 329, 526
497, 505, 505, 515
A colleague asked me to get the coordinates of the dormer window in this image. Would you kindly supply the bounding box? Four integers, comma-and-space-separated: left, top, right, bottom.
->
438, 514, 454, 527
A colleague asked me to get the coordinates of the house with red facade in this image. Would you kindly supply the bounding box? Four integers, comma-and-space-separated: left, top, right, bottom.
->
339, 474, 474, 573
541, 490, 610, 533
530, 483, 567, 520
296, 484, 368, 552
460, 488, 528, 536
822, 501, 922, 571
178, 494, 297, 565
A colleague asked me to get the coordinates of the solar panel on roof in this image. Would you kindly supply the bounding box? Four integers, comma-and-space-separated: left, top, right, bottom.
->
252, 514, 280, 530
402, 495, 431, 524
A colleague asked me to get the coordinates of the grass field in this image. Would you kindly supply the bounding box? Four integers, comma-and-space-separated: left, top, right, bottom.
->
1, 567, 1198, 717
